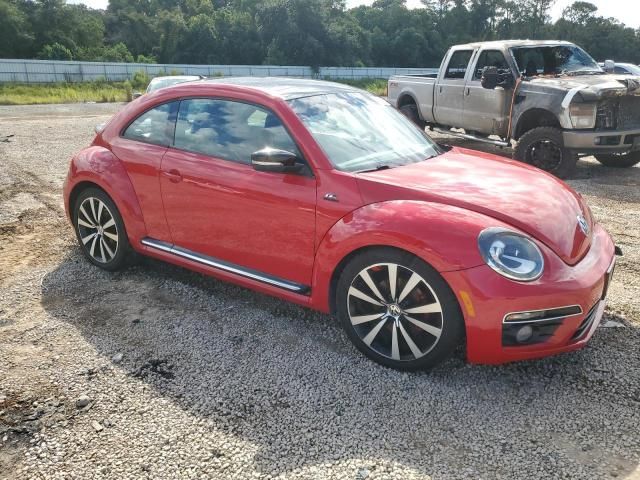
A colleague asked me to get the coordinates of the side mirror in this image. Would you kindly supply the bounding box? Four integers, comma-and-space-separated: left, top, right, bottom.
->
132, 92, 143, 99
604, 59, 615, 72
480, 66, 499, 89
481, 66, 514, 90
251, 148, 303, 174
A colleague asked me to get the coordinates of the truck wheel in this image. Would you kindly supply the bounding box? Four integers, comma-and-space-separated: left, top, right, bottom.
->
514, 127, 578, 179
595, 152, 640, 168
399, 103, 426, 130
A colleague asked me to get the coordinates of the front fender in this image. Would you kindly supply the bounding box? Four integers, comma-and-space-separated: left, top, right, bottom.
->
309, 200, 511, 313
64, 146, 147, 246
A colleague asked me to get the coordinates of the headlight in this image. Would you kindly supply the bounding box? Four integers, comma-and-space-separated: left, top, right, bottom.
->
569, 102, 597, 129
478, 228, 544, 281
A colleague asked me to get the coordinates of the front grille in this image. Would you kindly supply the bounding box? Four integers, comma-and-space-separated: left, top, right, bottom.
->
596, 97, 640, 131
571, 303, 599, 341
618, 96, 640, 129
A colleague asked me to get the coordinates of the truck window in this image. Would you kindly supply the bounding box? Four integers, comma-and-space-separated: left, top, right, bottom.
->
444, 50, 473, 79
473, 50, 510, 79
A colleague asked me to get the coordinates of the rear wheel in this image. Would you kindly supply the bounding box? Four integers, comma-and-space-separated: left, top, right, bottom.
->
336, 248, 464, 371
514, 126, 578, 179
73, 187, 132, 271
595, 151, 640, 168
399, 102, 426, 130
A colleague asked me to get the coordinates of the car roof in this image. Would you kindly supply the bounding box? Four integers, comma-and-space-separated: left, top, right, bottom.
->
452, 40, 575, 50
150, 75, 201, 83
177, 77, 361, 100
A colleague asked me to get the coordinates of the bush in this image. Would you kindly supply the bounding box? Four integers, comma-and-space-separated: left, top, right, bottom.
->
131, 70, 151, 90
123, 80, 133, 102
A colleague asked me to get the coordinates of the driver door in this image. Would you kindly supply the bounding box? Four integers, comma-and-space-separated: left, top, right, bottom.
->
159, 98, 317, 287
463, 49, 514, 136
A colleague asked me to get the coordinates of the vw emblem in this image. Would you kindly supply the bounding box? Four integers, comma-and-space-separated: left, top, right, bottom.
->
577, 214, 590, 235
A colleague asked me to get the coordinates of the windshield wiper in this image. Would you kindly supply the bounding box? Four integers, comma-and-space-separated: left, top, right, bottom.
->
355, 165, 391, 173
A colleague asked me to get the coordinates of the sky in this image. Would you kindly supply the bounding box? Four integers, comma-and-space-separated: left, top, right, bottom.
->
69, 0, 640, 29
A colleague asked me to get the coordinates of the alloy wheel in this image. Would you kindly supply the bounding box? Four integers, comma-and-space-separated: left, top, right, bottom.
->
527, 139, 562, 172
347, 263, 443, 361
76, 197, 119, 263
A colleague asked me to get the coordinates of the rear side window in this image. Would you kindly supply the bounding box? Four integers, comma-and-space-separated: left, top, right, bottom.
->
123, 102, 178, 146
444, 50, 473, 79
473, 50, 510, 79
173, 98, 300, 164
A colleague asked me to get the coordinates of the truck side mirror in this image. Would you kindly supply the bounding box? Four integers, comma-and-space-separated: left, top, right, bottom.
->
480, 66, 499, 89
481, 66, 515, 90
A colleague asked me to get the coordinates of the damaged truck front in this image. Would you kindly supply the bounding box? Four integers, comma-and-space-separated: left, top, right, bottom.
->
388, 40, 640, 178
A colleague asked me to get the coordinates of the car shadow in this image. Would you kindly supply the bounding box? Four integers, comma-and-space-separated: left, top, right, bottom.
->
40, 249, 640, 478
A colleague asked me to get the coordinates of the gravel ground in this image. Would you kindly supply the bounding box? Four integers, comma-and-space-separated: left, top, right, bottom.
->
0, 103, 639, 480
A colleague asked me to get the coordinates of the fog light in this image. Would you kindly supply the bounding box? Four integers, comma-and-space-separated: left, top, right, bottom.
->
516, 325, 534, 343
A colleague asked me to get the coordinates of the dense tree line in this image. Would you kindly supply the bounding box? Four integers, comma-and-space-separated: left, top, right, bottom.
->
1, 0, 639, 67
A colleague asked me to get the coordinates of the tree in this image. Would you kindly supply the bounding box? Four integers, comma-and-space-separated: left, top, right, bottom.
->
38, 42, 73, 60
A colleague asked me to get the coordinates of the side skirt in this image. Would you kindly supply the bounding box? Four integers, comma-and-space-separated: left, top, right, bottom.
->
141, 237, 311, 295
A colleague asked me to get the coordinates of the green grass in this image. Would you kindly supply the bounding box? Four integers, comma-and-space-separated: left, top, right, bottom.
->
0, 76, 388, 105
0, 82, 132, 105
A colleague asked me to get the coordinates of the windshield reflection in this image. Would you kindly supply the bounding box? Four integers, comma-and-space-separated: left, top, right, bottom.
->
288, 92, 442, 172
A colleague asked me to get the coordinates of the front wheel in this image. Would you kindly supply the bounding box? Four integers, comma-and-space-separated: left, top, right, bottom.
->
336, 248, 464, 371
595, 151, 640, 168
514, 126, 578, 179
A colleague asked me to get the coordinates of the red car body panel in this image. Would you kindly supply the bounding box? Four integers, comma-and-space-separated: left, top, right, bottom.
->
63, 79, 616, 365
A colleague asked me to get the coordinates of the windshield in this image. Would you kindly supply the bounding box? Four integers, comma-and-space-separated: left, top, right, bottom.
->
288, 92, 442, 172
511, 45, 602, 76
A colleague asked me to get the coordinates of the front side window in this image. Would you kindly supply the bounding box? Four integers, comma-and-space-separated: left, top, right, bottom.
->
173, 98, 299, 164
288, 92, 442, 172
444, 50, 473, 79
473, 50, 510, 79
511, 45, 602, 76
122, 101, 179, 146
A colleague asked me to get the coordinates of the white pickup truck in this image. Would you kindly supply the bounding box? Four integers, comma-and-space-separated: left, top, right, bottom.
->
388, 40, 640, 177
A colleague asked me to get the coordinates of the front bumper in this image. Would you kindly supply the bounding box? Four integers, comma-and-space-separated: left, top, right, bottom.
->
443, 224, 615, 364
563, 128, 640, 153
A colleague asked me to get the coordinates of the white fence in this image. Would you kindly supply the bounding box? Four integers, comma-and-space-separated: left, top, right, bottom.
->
0, 59, 438, 83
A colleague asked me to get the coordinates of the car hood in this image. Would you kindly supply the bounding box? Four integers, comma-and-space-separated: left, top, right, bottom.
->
356, 147, 592, 265
527, 74, 640, 98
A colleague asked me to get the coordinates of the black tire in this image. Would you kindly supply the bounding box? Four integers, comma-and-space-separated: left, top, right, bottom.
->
514, 126, 578, 179
73, 187, 133, 271
336, 248, 464, 371
595, 151, 640, 168
399, 103, 426, 130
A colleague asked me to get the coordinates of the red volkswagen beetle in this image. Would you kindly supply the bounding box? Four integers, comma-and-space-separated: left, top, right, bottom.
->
63, 78, 617, 370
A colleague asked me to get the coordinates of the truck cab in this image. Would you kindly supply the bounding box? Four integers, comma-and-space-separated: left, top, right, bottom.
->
389, 40, 640, 178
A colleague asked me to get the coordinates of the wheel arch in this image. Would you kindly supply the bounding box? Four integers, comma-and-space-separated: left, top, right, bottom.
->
513, 108, 561, 140
397, 92, 419, 109
64, 146, 147, 246
309, 201, 495, 314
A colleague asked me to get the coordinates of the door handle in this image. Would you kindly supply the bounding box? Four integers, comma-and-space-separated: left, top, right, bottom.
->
465, 87, 470, 96
439, 85, 443, 93
162, 169, 183, 183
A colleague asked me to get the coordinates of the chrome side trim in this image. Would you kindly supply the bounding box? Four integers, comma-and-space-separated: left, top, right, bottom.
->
141, 238, 310, 295
502, 305, 584, 324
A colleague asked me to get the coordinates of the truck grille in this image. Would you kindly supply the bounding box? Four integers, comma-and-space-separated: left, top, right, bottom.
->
618, 96, 640, 129
596, 97, 640, 130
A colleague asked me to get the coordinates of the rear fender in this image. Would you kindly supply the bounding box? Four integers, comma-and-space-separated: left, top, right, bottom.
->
309, 200, 506, 313
65, 146, 147, 247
